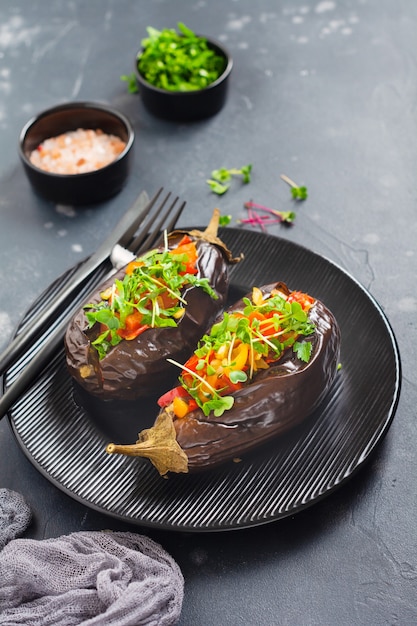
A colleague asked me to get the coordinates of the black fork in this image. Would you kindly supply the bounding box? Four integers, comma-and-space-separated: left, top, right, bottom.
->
0, 189, 186, 419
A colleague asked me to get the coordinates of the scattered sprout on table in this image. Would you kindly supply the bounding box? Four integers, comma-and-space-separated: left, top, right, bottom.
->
206, 164, 252, 195
218, 214, 232, 227
280, 174, 308, 200
239, 201, 296, 231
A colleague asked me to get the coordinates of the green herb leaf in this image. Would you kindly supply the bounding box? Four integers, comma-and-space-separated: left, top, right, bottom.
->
293, 340, 313, 362
206, 395, 235, 417
207, 164, 252, 195
291, 186, 308, 200
280, 174, 308, 201
211, 168, 232, 183
239, 164, 252, 184
279, 210, 296, 224
218, 214, 232, 226
229, 370, 248, 384
214, 396, 235, 416
206, 179, 230, 195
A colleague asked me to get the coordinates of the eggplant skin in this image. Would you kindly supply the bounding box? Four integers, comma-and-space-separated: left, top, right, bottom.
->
172, 284, 341, 471
64, 236, 230, 400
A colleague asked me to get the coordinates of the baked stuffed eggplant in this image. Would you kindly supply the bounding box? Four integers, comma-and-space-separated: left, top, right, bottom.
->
64, 209, 241, 401
106, 281, 341, 474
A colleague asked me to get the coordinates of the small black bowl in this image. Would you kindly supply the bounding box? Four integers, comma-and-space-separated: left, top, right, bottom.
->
19, 102, 135, 205
134, 37, 233, 122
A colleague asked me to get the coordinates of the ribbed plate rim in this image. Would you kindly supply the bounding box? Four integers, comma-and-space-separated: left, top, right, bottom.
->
4, 228, 401, 532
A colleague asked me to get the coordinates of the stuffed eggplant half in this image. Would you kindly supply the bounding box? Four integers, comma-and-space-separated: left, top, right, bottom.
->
64, 209, 241, 401
106, 281, 341, 474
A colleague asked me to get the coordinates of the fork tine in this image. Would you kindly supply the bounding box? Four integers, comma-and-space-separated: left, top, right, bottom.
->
152, 198, 187, 246
141, 198, 186, 252
117, 187, 163, 249
125, 191, 172, 254
128, 193, 186, 256
0, 189, 187, 420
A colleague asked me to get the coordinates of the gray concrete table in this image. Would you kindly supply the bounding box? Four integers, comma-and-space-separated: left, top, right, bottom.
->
0, 1, 415, 624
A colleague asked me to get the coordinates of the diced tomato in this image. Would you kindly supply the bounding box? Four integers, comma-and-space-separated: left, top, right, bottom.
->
183, 353, 200, 372
158, 289, 178, 310
288, 291, 315, 310
117, 310, 149, 340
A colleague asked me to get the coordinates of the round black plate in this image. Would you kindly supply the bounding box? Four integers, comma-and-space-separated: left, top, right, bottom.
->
5, 228, 401, 531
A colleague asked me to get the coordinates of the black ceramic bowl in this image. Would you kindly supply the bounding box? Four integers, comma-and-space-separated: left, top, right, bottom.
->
134, 37, 233, 122
19, 102, 134, 205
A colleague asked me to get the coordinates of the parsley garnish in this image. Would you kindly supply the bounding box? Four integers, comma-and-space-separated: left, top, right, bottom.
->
293, 340, 313, 363
136, 23, 226, 92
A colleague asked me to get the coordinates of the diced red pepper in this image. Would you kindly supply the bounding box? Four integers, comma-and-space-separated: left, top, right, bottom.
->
158, 385, 198, 417
124, 259, 144, 275
169, 235, 198, 275
157, 385, 189, 408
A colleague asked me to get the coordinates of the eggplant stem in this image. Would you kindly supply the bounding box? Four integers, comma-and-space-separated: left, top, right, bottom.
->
106, 410, 189, 476
184, 208, 243, 264
203, 207, 221, 239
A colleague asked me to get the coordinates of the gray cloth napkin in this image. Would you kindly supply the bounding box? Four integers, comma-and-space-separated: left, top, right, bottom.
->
0, 488, 31, 550
0, 491, 184, 626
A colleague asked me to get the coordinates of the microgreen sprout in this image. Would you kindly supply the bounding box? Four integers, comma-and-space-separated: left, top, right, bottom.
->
206, 180, 229, 195
239, 201, 296, 231
218, 214, 232, 227
280, 174, 308, 200
206, 164, 252, 195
